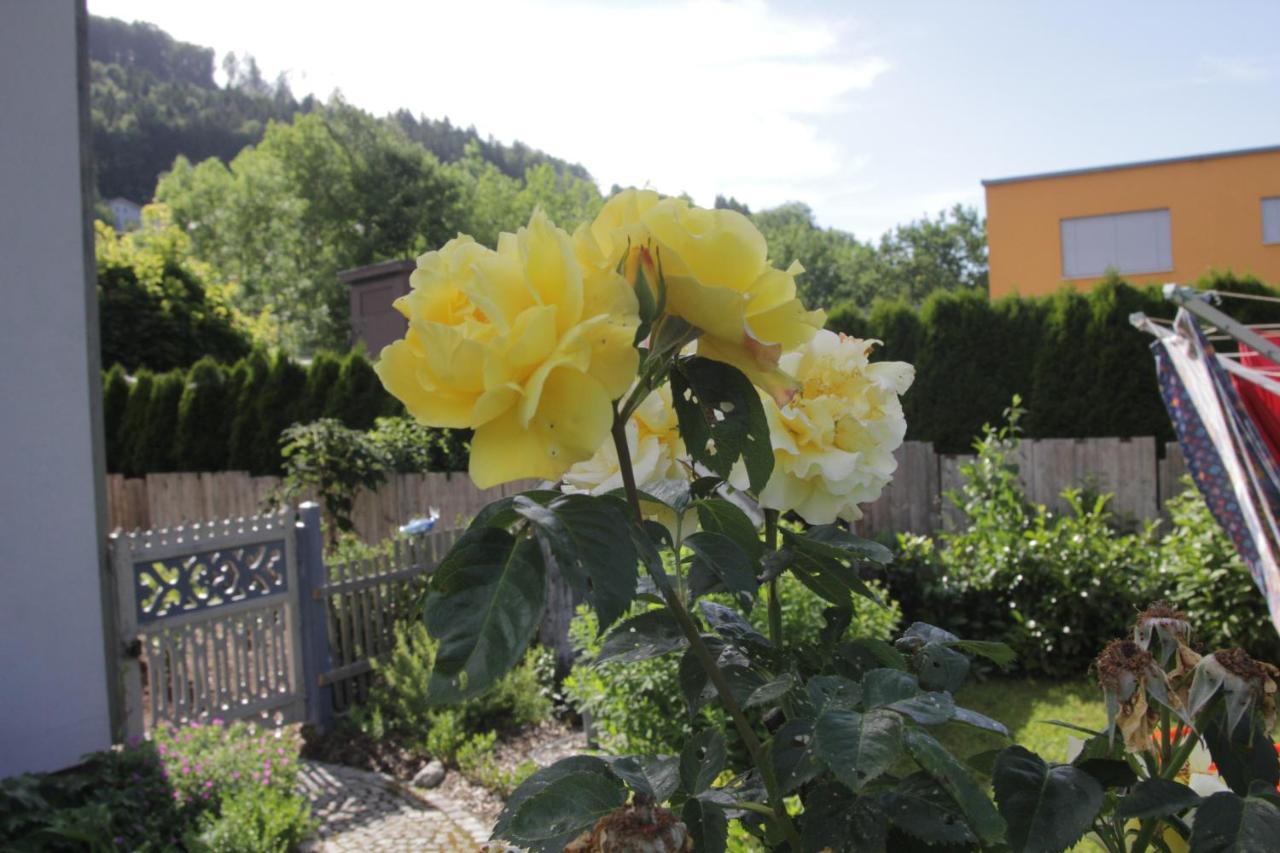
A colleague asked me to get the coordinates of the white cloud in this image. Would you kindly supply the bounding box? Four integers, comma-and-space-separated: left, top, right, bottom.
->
90, 0, 888, 220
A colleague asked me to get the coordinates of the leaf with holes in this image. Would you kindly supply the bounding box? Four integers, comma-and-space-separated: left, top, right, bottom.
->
915, 642, 971, 692
671, 356, 773, 491
504, 770, 628, 852
806, 674, 863, 714
680, 729, 727, 796
877, 772, 976, 847
906, 728, 1006, 845
888, 691, 956, 726
605, 755, 680, 803
815, 708, 903, 792
800, 783, 888, 853
596, 609, 686, 664
993, 745, 1102, 853
771, 719, 822, 794
1189, 792, 1280, 853
699, 600, 768, 647
425, 527, 546, 704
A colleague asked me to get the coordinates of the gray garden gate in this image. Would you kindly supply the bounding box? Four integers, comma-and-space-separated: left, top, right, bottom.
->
108, 505, 328, 741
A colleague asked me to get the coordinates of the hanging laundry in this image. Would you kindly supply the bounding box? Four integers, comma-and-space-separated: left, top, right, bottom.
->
1231, 331, 1280, 462
1142, 310, 1280, 638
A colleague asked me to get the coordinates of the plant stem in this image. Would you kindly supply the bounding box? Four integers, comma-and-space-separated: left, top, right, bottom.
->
764, 509, 783, 647
1129, 731, 1202, 853
610, 413, 802, 851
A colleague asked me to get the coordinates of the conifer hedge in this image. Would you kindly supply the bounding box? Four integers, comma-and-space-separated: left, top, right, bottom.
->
827, 272, 1279, 452
103, 349, 466, 476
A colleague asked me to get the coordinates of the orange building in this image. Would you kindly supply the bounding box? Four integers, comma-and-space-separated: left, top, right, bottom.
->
983, 145, 1280, 299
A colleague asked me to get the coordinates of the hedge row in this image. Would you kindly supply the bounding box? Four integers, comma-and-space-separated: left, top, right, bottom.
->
827, 272, 1280, 452
102, 349, 466, 477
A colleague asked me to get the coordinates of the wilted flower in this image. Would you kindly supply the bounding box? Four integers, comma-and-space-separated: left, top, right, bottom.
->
734, 330, 912, 524
1133, 601, 1200, 684
564, 801, 692, 852
377, 211, 641, 487
575, 189, 824, 404
1187, 648, 1280, 733
1096, 638, 1186, 752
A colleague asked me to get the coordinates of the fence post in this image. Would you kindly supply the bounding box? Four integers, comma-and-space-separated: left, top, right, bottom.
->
295, 502, 334, 732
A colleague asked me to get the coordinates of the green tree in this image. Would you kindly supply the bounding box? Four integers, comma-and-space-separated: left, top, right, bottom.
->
252, 354, 309, 476
176, 358, 230, 471
325, 351, 395, 430
302, 350, 343, 422
226, 350, 270, 471
102, 364, 130, 474
95, 208, 252, 371
751, 202, 872, 310
869, 204, 989, 302
119, 369, 155, 478
137, 369, 185, 473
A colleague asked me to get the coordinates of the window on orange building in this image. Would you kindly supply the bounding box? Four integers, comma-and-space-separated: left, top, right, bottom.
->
1264, 197, 1280, 245
1060, 208, 1172, 279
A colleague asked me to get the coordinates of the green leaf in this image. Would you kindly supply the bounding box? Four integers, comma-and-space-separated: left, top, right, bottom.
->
915, 642, 971, 692
800, 783, 888, 853
906, 728, 1006, 845
1189, 792, 1280, 853
682, 797, 728, 853
468, 489, 561, 530
505, 770, 628, 851
605, 755, 680, 803
815, 708, 903, 792
679, 646, 716, 716
547, 494, 639, 631
952, 706, 1011, 738
771, 719, 822, 794
836, 638, 909, 675
784, 529, 884, 608
1202, 706, 1280, 796
695, 498, 763, 561
745, 675, 796, 709
424, 527, 546, 704
1074, 758, 1137, 789
992, 745, 1102, 853
862, 668, 920, 708
887, 691, 956, 726
671, 356, 773, 491
877, 773, 976, 847
806, 674, 863, 714
698, 600, 768, 647
1117, 779, 1201, 820
820, 606, 853, 646
494, 756, 619, 841
680, 729, 727, 796
951, 639, 1017, 669
596, 608, 686, 664
685, 531, 758, 599
803, 524, 895, 565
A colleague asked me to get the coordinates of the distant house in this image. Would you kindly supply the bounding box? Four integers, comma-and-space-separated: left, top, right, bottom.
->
341, 259, 416, 355
106, 196, 141, 232
983, 145, 1280, 299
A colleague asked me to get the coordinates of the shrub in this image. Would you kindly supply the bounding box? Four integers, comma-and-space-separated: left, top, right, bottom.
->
354, 621, 551, 764
883, 400, 1163, 677
273, 418, 391, 540
226, 350, 270, 472
369, 416, 471, 473
190, 785, 313, 853
325, 350, 396, 430
1156, 479, 1280, 661
301, 350, 343, 423
137, 369, 185, 472
119, 368, 155, 478
250, 354, 308, 476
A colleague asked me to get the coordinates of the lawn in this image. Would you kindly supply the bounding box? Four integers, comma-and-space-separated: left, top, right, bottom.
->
940, 677, 1107, 766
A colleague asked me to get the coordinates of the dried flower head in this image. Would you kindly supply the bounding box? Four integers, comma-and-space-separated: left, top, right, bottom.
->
1133, 600, 1200, 683
564, 800, 692, 853
1188, 648, 1280, 733
1096, 639, 1186, 752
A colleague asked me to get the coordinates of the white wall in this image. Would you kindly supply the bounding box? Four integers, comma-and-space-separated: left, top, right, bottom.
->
0, 1, 114, 776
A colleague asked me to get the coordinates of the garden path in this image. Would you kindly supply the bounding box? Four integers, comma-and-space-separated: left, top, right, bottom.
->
298, 759, 491, 851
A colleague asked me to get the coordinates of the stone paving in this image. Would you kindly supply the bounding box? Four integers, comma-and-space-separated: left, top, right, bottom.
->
298, 760, 491, 851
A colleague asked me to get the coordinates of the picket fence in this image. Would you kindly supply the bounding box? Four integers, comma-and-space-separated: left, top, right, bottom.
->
105, 437, 1190, 545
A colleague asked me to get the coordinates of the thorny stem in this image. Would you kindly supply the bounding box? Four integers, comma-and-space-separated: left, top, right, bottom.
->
610, 411, 803, 851
765, 509, 783, 647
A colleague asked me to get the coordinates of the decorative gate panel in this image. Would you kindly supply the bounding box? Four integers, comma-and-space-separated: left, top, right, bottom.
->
109, 509, 307, 739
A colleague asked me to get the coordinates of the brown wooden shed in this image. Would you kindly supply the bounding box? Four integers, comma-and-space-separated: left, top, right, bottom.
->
340, 259, 416, 355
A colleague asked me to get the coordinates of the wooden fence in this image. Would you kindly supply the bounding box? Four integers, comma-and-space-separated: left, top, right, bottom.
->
105, 472, 537, 544
105, 437, 1192, 547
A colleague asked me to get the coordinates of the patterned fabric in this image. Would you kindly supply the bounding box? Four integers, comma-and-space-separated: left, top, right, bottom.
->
1151, 311, 1280, 637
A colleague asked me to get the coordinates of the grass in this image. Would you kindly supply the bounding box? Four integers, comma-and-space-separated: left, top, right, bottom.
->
938, 677, 1108, 766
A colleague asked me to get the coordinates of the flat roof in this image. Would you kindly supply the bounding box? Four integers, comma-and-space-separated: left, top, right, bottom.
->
338, 258, 415, 284
982, 143, 1280, 187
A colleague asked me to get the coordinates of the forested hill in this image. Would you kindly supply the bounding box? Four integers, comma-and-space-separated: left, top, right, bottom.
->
88, 16, 592, 201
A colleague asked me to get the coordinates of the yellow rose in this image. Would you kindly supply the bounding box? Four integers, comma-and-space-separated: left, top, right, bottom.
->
575, 189, 825, 404
739, 330, 913, 524
376, 211, 640, 488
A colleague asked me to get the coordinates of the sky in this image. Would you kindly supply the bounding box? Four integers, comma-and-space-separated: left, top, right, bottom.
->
89, 0, 1280, 238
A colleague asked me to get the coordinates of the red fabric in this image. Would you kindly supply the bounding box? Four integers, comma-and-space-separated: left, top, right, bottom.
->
1232, 331, 1280, 462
